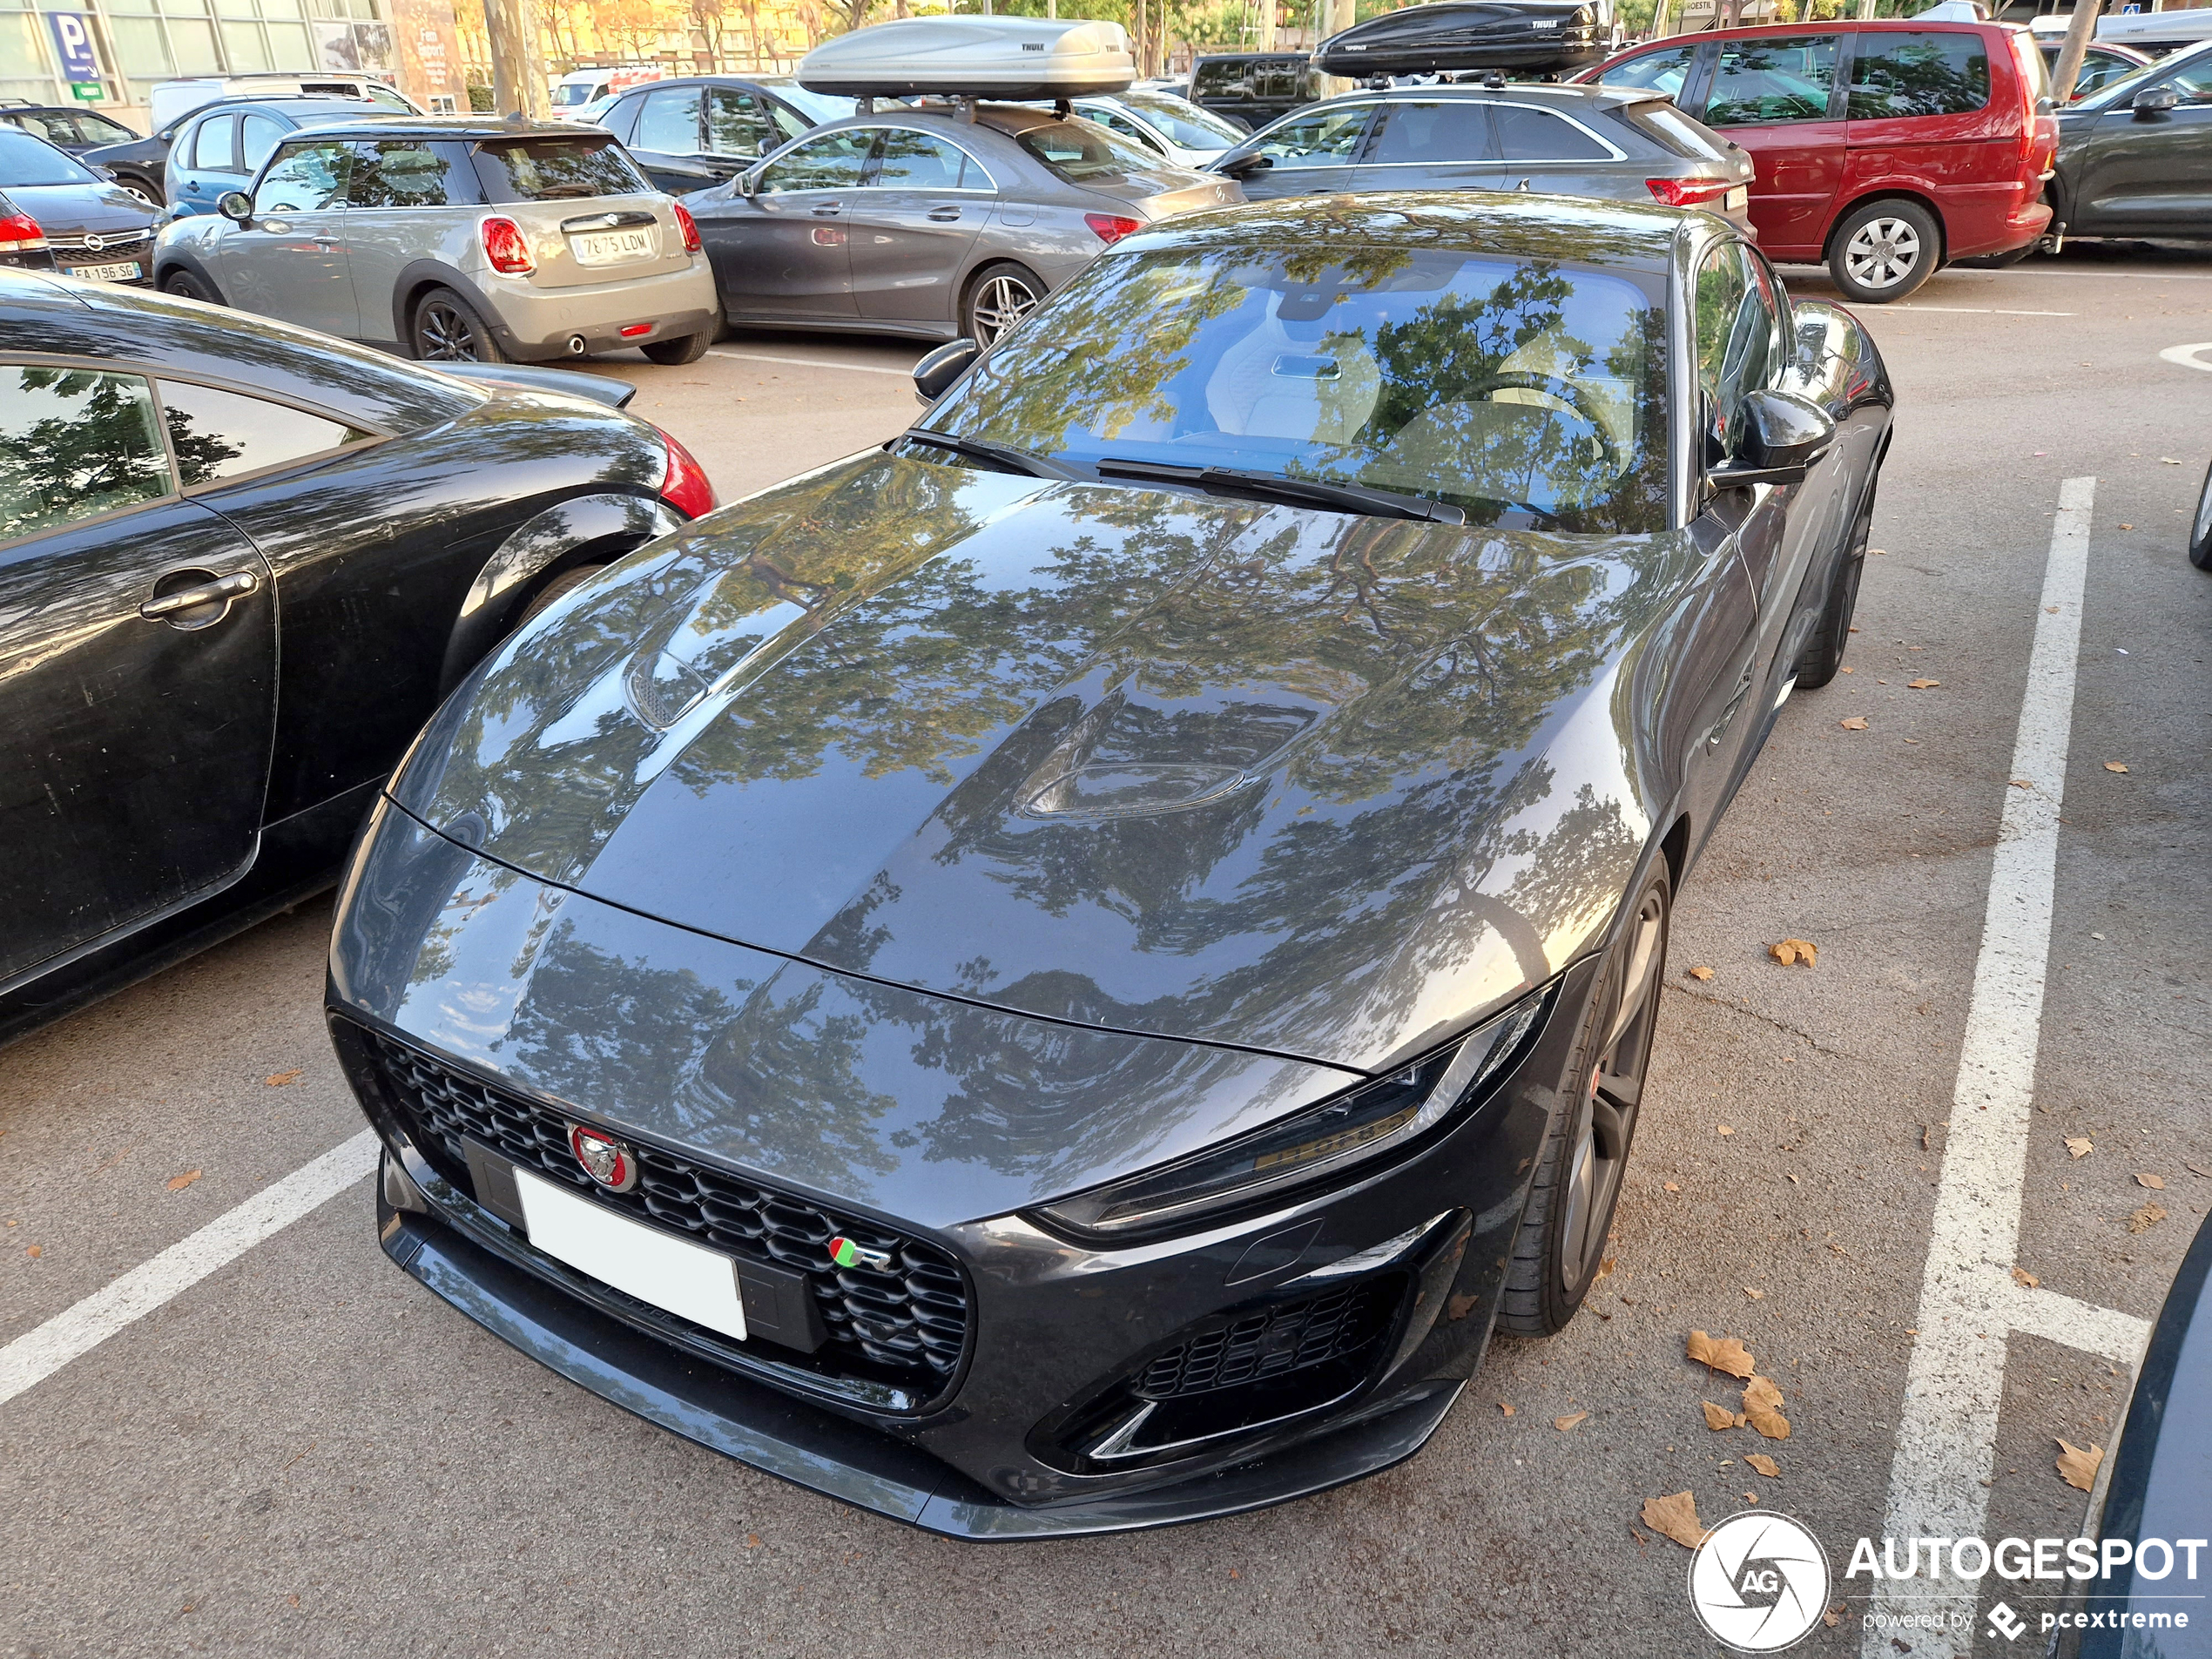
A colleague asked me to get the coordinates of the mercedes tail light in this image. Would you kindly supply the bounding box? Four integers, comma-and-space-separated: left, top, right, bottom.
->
481, 215, 534, 275
0, 210, 47, 253
672, 199, 701, 253
658, 428, 716, 520
1084, 212, 1143, 245
1645, 178, 1736, 209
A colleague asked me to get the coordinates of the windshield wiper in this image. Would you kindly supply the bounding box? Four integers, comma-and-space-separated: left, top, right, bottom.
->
1090, 458, 1467, 526
900, 429, 1071, 479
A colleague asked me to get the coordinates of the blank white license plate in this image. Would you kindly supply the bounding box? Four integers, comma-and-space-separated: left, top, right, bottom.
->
66, 260, 141, 281
514, 1166, 748, 1340
1725, 186, 1748, 212
570, 226, 657, 266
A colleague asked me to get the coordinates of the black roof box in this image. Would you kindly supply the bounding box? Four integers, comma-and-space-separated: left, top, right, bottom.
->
1314, 1, 1604, 78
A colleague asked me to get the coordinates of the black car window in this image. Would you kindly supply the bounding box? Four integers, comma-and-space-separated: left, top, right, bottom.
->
1191, 61, 1244, 100
706, 89, 778, 158
1848, 30, 1990, 119
0, 126, 96, 186
252, 139, 351, 213
1368, 100, 1496, 165
1704, 35, 1840, 126
158, 379, 365, 488
636, 86, 704, 152
1491, 104, 1614, 161
870, 129, 972, 189
1694, 240, 1780, 459
347, 139, 463, 207
77, 111, 136, 144
1249, 104, 1373, 168
758, 127, 873, 192
0, 365, 172, 544
1599, 43, 1701, 99
190, 113, 238, 173
241, 113, 285, 173
473, 136, 648, 201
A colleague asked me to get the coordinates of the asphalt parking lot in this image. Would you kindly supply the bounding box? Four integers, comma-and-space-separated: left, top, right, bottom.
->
3, 246, 2209, 1659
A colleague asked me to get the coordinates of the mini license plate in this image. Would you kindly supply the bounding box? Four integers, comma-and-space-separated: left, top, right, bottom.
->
570, 226, 657, 266
65, 260, 141, 282
514, 1166, 748, 1340
1725, 186, 1748, 212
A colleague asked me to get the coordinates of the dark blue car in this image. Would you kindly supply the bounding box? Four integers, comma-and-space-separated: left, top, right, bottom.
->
159, 95, 398, 214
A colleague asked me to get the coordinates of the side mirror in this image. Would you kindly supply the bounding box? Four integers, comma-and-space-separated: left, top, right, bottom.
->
93, 163, 117, 179
217, 190, 253, 224
1217, 152, 1273, 179
735, 166, 762, 197
2132, 84, 2180, 115
1709, 389, 1833, 489
913, 337, 980, 407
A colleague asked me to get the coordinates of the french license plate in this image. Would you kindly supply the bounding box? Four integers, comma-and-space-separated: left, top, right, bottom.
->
1725, 186, 1749, 212
570, 226, 657, 266
65, 260, 141, 282
514, 1166, 749, 1340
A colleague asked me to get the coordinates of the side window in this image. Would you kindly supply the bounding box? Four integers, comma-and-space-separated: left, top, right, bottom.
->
1599, 44, 1701, 99
252, 140, 351, 213
1368, 101, 1495, 165
347, 140, 459, 208
765, 102, 809, 145
869, 130, 971, 189
1251, 104, 1372, 168
1848, 31, 1990, 119
705, 89, 775, 158
1705, 35, 1840, 127
0, 366, 172, 544
1694, 243, 1780, 458
190, 113, 238, 173
2158, 58, 2212, 103
1092, 108, 1158, 151
158, 381, 363, 488
598, 94, 642, 144
759, 127, 873, 192
241, 113, 284, 174
635, 86, 704, 152
1491, 105, 1615, 161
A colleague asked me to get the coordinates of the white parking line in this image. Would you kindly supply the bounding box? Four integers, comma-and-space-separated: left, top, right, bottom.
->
1883, 305, 2076, 317
706, 348, 915, 378
0, 1130, 378, 1410
1864, 478, 2153, 1658
2157, 341, 2212, 372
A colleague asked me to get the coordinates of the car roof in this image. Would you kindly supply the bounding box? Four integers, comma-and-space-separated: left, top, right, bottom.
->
801, 103, 1061, 140
243, 114, 610, 141
1318, 79, 1662, 111
185, 96, 390, 121
605, 75, 788, 93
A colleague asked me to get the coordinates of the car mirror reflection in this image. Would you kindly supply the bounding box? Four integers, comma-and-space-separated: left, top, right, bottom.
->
913, 337, 981, 407
217, 190, 253, 225
2131, 85, 2180, 115
1710, 388, 1834, 490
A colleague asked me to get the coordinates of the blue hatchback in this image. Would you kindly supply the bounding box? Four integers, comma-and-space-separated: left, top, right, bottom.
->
164, 96, 399, 214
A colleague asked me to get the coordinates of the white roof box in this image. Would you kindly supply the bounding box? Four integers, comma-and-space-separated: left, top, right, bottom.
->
798, 17, 1136, 100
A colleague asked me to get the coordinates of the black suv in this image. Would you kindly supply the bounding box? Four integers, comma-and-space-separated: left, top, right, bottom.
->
1187, 52, 1331, 132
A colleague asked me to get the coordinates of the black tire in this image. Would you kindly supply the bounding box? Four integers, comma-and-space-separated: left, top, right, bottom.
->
1792, 477, 1877, 690
1826, 199, 1942, 304
516, 563, 606, 629
410, 285, 508, 364
639, 326, 714, 366
162, 268, 222, 306
961, 261, 1045, 347
1496, 866, 1671, 1339
2191, 458, 2212, 572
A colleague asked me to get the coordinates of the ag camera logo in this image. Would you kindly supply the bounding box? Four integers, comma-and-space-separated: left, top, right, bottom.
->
1689, 1511, 1833, 1653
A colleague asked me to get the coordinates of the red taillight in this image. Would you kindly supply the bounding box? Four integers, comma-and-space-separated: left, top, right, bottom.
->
1084, 212, 1143, 245
1646, 178, 1734, 209
481, 215, 533, 275
672, 199, 701, 254
658, 428, 716, 520
619, 322, 652, 338
0, 210, 47, 253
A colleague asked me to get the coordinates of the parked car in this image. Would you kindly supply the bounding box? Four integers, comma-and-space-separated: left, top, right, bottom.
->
327, 189, 1892, 1538
0, 127, 158, 287
1315, 0, 1617, 79
75, 107, 199, 206
2047, 38, 2212, 246
591, 76, 823, 193
1206, 81, 1754, 234
0, 266, 715, 1042
1581, 18, 2056, 301
1188, 51, 1332, 131
155, 116, 721, 366
162, 95, 398, 215
147, 71, 420, 131
0, 102, 140, 157
1047, 89, 1250, 168
2043, 38, 2154, 99
689, 105, 1240, 344
550, 64, 664, 119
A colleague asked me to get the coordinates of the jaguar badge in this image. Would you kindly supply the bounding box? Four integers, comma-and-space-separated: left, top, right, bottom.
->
568, 1123, 639, 1193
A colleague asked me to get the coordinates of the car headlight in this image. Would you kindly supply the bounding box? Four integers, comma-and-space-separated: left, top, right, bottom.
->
1033, 982, 1555, 1242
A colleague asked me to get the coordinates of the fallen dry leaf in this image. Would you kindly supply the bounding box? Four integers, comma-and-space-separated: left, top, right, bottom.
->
1500, 1401, 1514, 1417
24, 1244, 40, 1258
2104, 762, 2130, 774
1594, 1256, 1617, 1283
1770, 938, 1818, 968
1743, 1286, 1764, 1299
2067, 1136, 2093, 1159
2188, 1162, 2212, 1180
1906, 678, 1939, 689
2161, 456, 2184, 464
1702, 1400, 1736, 1431
2128, 1204, 2168, 1234
1717, 1124, 1736, 1136
1839, 665, 1855, 673
2119, 523, 2134, 530
1839, 717, 1869, 731
1746, 1453, 1781, 1479
1824, 1608, 1844, 1629
1743, 1376, 1791, 1440
165, 1170, 201, 1192
2013, 1265, 2040, 1289
1642, 1491, 1710, 1550
1743, 1375, 1784, 1411
264, 1069, 304, 1088
1555, 1412, 1589, 1433
2056, 1439, 2104, 1493
1688, 1331, 1757, 1379
2134, 1173, 2166, 1190
1687, 965, 1714, 981
1663, 1181, 1681, 1193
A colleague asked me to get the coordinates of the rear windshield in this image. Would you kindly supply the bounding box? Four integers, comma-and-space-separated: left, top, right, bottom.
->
1122, 91, 1246, 147
1016, 118, 1178, 185
472, 135, 647, 201
0, 126, 98, 187
1626, 101, 1730, 159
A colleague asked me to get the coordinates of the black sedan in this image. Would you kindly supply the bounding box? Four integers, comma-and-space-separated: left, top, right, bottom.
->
327, 192, 1892, 1535
0, 104, 141, 158
590, 75, 824, 195
2049, 38, 2212, 244
0, 127, 157, 286
0, 270, 715, 1042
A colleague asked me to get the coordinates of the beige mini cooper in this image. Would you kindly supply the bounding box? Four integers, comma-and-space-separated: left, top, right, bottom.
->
153, 116, 720, 366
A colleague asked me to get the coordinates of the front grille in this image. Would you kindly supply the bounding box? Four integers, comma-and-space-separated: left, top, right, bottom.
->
354, 1027, 969, 1392
1136, 1280, 1396, 1400
51, 229, 152, 251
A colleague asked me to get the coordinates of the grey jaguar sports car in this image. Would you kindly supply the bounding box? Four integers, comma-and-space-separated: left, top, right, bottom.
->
328, 192, 1892, 1536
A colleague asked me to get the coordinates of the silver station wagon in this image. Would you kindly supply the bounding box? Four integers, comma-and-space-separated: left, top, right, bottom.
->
153, 116, 720, 365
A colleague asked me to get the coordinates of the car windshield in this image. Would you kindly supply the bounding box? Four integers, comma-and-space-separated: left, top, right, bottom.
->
0, 127, 98, 187
761, 82, 861, 123
1015, 118, 1184, 185
921, 246, 1669, 533
1120, 91, 1245, 148
2074, 37, 2212, 108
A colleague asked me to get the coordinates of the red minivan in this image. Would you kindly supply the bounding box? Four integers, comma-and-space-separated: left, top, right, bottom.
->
1577, 21, 2056, 302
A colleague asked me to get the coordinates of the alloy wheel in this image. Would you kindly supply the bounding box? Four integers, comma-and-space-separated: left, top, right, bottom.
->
1844, 217, 1923, 292
1557, 886, 1667, 1291
416, 300, 482, 361
970, 274, 1040, 345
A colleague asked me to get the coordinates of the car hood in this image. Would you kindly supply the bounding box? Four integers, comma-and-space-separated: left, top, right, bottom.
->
0, 181, 156, 237
392, 452, 1679, 1073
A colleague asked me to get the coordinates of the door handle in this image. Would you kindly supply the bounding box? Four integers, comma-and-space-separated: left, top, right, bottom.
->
927, 206, 961, 221
141, 568, 261, 628
810, 201, 843, 217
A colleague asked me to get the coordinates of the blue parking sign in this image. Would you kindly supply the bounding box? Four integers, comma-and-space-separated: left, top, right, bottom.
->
47, 12, 100, 84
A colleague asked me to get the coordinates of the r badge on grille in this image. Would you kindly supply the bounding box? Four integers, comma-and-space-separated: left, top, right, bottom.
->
568, 1123, 639, 1192
827, 1235, 894, 1271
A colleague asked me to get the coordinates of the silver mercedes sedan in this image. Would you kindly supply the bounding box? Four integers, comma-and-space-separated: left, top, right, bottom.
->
686, 104, 1242, 344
